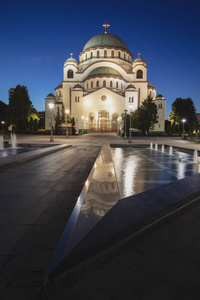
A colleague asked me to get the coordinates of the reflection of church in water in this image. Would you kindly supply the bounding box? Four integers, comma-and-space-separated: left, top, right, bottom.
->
45, 22, 165, 132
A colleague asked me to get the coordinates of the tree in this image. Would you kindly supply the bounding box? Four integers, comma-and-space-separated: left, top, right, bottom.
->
8, 85, 32, 132
169, 98, 196, 133
0, 100, 8, 130
132, 96, 158, 134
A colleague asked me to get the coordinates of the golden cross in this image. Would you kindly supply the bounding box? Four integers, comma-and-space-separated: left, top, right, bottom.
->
70, 53, 73, 58
103, 21, 110, 33
138, 53, 141, 57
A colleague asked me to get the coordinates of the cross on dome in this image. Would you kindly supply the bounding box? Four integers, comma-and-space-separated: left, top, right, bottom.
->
103, 21, 110, 33
70, 53, 73, 58
138, 53, 141, 57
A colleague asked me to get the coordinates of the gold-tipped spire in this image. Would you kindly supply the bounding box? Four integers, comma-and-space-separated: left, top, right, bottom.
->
70, 53, 73, 58
138, 53, 141, 57
103, 21, 110, 33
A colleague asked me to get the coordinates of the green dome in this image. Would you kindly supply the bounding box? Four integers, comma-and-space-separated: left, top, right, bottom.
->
66, 57, 77, 62
83, 33, 129, 51
73, 84, 83, 89
87, 67, 123, 79
126, 84, 136, 89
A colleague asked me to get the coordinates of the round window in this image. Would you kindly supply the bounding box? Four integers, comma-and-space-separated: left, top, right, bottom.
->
101, 95, 107, 101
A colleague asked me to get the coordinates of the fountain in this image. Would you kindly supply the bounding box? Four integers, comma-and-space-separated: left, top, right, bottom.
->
150, 142, 153, 149
155, 143, 158, 151
169, 146, 173, 156
0, 136, 4, 150
161, 145, 165, 153
193, 150, 198, 164
10, 133, 17, 148
179, 153, 182, 161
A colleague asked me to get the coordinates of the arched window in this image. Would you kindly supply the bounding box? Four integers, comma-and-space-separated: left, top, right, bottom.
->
97, 50, 100, 58
118, 51, 120, 58
121, 83, 123, 89
116, 82, 118, 89
91, 52, 93, 58
110, 81, 113, 87
104, 50, 107, 58
103, 80, 106, 87
111, 50, 114, 58
67, 69, 73, 78
137, 69, 143, 79
96, 81, 99, 88
87, 83, 88, 89
86, 54, 87, 60
124, 53, 126, 60
91, 81, 93, 88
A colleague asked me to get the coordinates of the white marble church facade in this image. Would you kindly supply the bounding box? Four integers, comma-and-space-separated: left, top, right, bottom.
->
45, 22, 166, 132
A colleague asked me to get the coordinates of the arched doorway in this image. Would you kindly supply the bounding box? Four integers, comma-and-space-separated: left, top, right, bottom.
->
112, 113, 118, 131
98, 109, 109, 131
89, 112, 96, 131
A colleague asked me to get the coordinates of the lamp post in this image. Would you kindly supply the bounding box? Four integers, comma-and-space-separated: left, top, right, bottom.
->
86, 117, 88, 131
81, 116, 84, 133
65, 109, 69, 138
129, 103, 133, 143
1, 121, 5, 134
49, 103, 54, 142
182, 119, 186, 134
124, 109, 127, 139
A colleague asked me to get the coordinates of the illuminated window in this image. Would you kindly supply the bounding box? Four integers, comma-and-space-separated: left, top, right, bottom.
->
103, 80, 106, 87
97, 50, 100, 58
110, 81, 112, 87
96, 81, 99, 88
136, 69, 143, 79
111, 50, 114, 58
67, 69, 73, 78
104, 50, 107, 58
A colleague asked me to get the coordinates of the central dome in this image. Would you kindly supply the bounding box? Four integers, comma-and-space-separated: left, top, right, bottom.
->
83, 33, 129, 51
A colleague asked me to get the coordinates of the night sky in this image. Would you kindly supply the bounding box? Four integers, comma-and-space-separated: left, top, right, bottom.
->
1, 0, 200, 118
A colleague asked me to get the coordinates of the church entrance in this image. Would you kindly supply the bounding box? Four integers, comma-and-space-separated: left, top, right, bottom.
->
98, 109, 109, 131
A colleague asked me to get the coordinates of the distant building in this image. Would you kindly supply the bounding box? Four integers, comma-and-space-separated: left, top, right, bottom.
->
45, 22, 166, 132
9, 88, 15, 103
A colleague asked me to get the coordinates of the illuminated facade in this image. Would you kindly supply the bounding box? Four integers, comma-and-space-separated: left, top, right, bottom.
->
45, 22, 166, 132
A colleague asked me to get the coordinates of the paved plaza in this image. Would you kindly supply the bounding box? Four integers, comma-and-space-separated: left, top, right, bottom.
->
1, 133, 200, 299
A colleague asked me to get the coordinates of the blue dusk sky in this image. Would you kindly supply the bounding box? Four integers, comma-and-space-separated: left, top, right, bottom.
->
0, 0, 200, 119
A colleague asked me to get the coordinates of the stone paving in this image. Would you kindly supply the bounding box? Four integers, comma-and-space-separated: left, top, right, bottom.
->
0, 133, 200, 299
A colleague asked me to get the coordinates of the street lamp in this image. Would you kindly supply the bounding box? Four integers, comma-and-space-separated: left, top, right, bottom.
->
81, 116, 84, 133
129, 103, 133, 143
124, 109, 127, 139
49, 103, 54, 142
86, 117, 88, 131
65, 109, 69, 138
1, 121, 5, 134
182, 119, 186, 134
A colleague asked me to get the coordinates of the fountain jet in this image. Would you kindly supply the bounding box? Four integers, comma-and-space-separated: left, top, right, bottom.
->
169, 146, 173, 155
155, 144, 158, 151
193, 150, 198, 164
161, 145, 165, 153
0, 136, 4, 150
150, 142, 153, 149
10, 133, 17, 148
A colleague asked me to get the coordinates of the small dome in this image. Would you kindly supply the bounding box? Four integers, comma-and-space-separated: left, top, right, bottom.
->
46, 93, 55, 98
86, 67, 123, 79
73, 84, 83, 89
133, 53, 145, 63
66, 57, 77, 62
126, 84, 136, 89
83, 33, 129, 51
156, 93, 164, 99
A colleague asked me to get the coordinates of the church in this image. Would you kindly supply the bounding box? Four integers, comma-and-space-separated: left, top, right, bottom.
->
45, 22, 166, 132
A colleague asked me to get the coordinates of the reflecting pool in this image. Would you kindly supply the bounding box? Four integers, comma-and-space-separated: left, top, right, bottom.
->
111, 147, 200, 199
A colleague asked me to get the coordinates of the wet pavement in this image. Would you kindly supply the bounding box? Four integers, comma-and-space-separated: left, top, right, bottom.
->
0, 133, 200, 299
